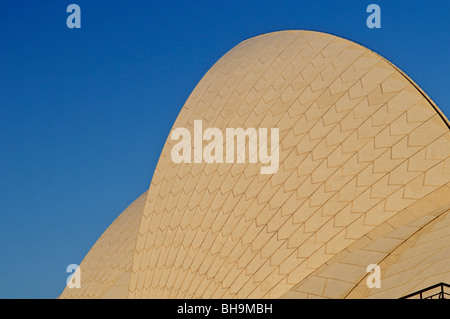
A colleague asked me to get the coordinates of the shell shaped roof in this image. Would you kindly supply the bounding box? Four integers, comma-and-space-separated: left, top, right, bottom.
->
60, 30, 450, 299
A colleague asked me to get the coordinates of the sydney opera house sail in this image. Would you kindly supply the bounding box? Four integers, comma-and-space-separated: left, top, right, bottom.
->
60, 30, 450, 299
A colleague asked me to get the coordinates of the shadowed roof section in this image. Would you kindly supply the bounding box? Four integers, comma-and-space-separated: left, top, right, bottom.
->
60, 30, 450, 299
59, 191, 147, 299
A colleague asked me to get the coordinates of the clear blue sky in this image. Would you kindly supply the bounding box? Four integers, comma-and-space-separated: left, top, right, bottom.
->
0, 0, 448, 299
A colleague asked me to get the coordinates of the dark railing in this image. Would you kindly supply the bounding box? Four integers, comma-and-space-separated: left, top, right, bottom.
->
400, 282, 450, 299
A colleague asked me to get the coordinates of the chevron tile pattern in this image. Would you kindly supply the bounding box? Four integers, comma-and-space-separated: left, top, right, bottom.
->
282, 183, 450, 299
59, 191, 147, 299
59, 30, 450, 299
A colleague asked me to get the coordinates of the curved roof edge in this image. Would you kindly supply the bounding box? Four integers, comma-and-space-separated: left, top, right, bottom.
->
242, 29, 449, 128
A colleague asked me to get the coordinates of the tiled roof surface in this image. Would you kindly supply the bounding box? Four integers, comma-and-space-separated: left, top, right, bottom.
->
60, 30, 450, 299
